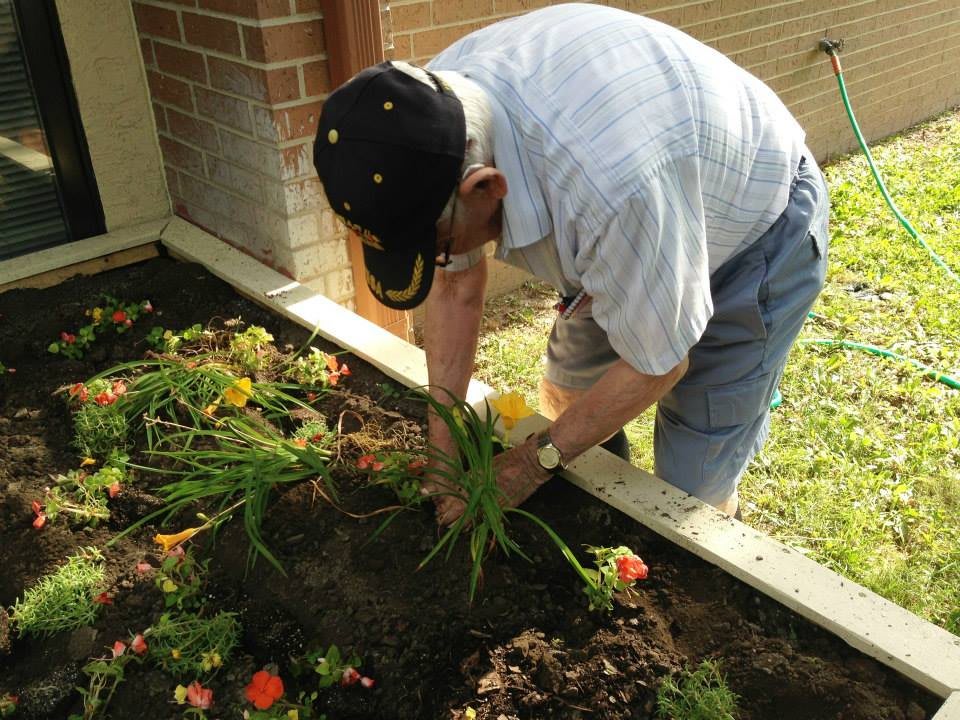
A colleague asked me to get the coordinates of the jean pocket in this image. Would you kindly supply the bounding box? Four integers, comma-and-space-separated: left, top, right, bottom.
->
700, 249, 768, 347
707, 372, 774, 428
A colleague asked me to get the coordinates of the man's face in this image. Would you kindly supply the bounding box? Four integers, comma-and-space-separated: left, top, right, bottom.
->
435, 166, 507, 262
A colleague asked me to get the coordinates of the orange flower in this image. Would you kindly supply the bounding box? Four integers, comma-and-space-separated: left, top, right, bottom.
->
245, 670, 284, 710
153, 527, 202, 552
616, 554, 648, 583
325, 354, 339, 373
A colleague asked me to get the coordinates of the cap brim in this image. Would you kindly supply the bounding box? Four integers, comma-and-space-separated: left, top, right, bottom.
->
361, 228, 437, 310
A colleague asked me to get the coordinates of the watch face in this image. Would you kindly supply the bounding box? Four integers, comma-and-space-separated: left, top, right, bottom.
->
537, 444, 562, 470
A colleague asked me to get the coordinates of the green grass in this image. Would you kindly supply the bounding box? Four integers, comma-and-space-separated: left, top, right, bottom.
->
656, 660, 739, 720
473, 107, 960, 634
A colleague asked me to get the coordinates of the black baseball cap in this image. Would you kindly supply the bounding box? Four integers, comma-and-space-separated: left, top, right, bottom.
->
313, 62, 466, 310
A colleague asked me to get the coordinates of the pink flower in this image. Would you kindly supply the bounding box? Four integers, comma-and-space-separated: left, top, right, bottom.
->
60, 332, 76, 344
371, 460, 385, 472
112, 380, 127, 396
124, 318, 133, 327
360, 676, 376, 689
616, 554, 648, 584
340, 363, 351, 377
341, 667, 361, 687
111, 310, 127, 323
142, 301, 153, 313
93, 592, 113, 605
167, 546, 186, 560
130, 633, 148, 655
112, 640, 127, 658
136, 561, 153, 574
186, 682, 213, 709
108, 481, 121, 498
356, 454, 376, 470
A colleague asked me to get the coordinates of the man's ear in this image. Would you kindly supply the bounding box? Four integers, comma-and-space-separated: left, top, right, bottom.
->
460, 166, 508, 200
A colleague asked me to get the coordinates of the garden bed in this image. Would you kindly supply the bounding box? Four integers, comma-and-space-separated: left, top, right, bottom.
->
0, 257, 942, 720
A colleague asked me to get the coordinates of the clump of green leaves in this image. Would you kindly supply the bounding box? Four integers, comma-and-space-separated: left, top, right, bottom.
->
155, 546, 207, 609
295, 644, 363, 689
10, 548, 105, 638
48, 297, 154, 359
292, 419, 335, 450
582, 545, 649, 612
72, 638, 146, 720
146, 611, 240, 676
286, 347, 350, 388
359, 451, 426, 506
68, 379, 130, 459
42, 465, 127, 527
145, 323, 205, 353
656, 660, 739, 720
229, 326, 275, 372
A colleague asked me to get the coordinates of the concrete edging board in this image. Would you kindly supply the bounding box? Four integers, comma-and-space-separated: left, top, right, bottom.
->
161, 218, 960, 704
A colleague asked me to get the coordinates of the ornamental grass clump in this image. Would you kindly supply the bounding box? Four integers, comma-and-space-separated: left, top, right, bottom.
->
656, 660, 740, 720
10, 548, 105, 638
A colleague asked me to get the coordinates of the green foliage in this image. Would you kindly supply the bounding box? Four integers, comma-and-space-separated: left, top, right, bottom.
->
74, 644, 144, 720
71, 380, 130, 459
292, 419, 335, 450
286, 347, 347, 388
155, 546, 207, 610
299, 645, 362, 689
146, 611, 240, 676
656, 660, 739, 720
48, 297, 153, 359
10, 549, 105, 638
43, 465, 126, 527
229, 326, 275, 372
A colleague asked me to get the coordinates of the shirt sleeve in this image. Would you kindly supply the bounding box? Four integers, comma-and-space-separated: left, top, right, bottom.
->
576, 155, 714, 376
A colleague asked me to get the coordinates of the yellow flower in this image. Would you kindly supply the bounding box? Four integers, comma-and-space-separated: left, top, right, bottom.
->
91, 307, 103, 323
153, 526, 202, 552
80, 457, 96, 467
465, 709, 477, 720
489, 391, 534, 430
224, 377, 253, 407
171, 648, 182, 660
287, 710, 299, 720
173, 684, 188, 704
202, 402, 219, 417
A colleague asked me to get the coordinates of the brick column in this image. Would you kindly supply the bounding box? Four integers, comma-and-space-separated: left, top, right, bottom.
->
134, 0, 353, 305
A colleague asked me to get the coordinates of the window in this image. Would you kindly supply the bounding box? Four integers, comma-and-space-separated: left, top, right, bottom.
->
0, 0, 104, 261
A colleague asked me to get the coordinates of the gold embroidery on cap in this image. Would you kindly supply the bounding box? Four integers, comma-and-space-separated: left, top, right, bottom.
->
343, 201, 351, 211
366, 271, 384, 299
386, 254, 424, 303
373, 173, 383, 184
327, 129, 339, 144
342, 218, 384, 251
383, 101, 394, 110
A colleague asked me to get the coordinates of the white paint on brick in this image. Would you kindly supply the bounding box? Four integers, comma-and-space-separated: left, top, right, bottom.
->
279, 141, 313, 180
286, 213, 320, 248
252, 105, 278, 142
207, 156, 266, 202
180, 172, 257, 227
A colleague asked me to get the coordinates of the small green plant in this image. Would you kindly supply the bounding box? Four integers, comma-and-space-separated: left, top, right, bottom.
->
68, 379, 130, 458
229, 325, 275, 372
71, 635, 148, 720
146, 323, 206, 353
48, 297, 153, 359
292, 419, 335, 450
9, 548, 105, 638
357, 451, 426, 506
656, 660, 740, 720
40, 464, 127, 528
155, 546, 208, 609
0, 694, 18, 716
286, 347, 350, 388
295, 644, 373, 691
146, 611, 240, 676
583, 545, 649, 612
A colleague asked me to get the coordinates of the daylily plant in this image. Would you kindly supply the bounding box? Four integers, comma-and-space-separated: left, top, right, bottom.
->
488, 390, 535, 443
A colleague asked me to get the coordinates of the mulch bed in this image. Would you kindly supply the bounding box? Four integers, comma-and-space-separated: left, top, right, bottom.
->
0, 257, 941, 719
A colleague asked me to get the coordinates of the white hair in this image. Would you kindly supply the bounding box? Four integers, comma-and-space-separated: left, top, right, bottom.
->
390, 61, 493, 222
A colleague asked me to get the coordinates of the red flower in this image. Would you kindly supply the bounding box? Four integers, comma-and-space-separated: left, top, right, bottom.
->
325, 355, 339, 373
112, 640, 127, 658
340, 363, 351, 376
360, 676, 375, 689
356, 454, 376, 470
328, 372, 340, 387
407, 459, 426, 475
136, 561, 153, 574
93, 592, 113, 605
31, 500, 46, 529
244, 670, 284, 710
69, 383, 89, 402
93, 391, 115, 406
111, 310, 127, 323
186, 682, 213, 709
108, 481, 121, 498
341, 667, 361, 687
130, 633, 148, 655
60, 332, 76, 344
371, 460, 384, 472
616, 554, 648, 584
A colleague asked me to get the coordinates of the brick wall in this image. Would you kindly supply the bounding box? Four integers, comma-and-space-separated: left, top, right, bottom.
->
386, 0, 960, 162
133, 0, 354, 303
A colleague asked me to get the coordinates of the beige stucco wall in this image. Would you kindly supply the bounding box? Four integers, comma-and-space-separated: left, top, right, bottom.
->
55, 0, 169, 231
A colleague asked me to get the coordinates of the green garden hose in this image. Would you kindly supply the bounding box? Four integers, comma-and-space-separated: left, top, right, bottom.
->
798, 338, 960, 390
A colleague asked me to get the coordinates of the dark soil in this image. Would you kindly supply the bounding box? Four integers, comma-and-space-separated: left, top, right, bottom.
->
0, 257, 942, 720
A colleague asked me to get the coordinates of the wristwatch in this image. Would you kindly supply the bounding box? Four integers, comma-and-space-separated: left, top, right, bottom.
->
536, 430, 567, 472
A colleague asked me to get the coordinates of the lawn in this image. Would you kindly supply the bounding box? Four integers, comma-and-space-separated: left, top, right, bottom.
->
472, 107, 960, 634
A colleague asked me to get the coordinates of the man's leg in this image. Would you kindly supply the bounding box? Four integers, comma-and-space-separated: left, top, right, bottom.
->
655, 155, 829, 517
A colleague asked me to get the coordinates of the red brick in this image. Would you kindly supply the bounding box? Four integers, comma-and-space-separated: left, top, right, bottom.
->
412, 23, 482, 58
263, 100, 322, 142
195, 87, 253, 133
432, 0, 493, 25
153, 103, 167, 132
243, 20, 323, 63
167, 108, 221, 152
208, 56, 300, 102
140, 38, 155, 67
159, 135, 205, 175
146, 70, 194, 111
264, 66, 302, 103
199, 0, 290, 19
392, 2, 430, 31
296, 0, 320, 12
302, 59, 331, 96
164, 0, 197, 6
155, 43, 208, 83
133, 3, 181, 41
165, 167, 180, 197
183, 12, 242, 56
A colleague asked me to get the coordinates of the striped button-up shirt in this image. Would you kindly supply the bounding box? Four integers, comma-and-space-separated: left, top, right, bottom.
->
430, 3, 805, 376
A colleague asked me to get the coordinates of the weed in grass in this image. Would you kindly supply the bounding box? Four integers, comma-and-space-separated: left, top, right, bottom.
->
10, 548, 105, 638
146, 611, 240, 676
656, 660, 739, 720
